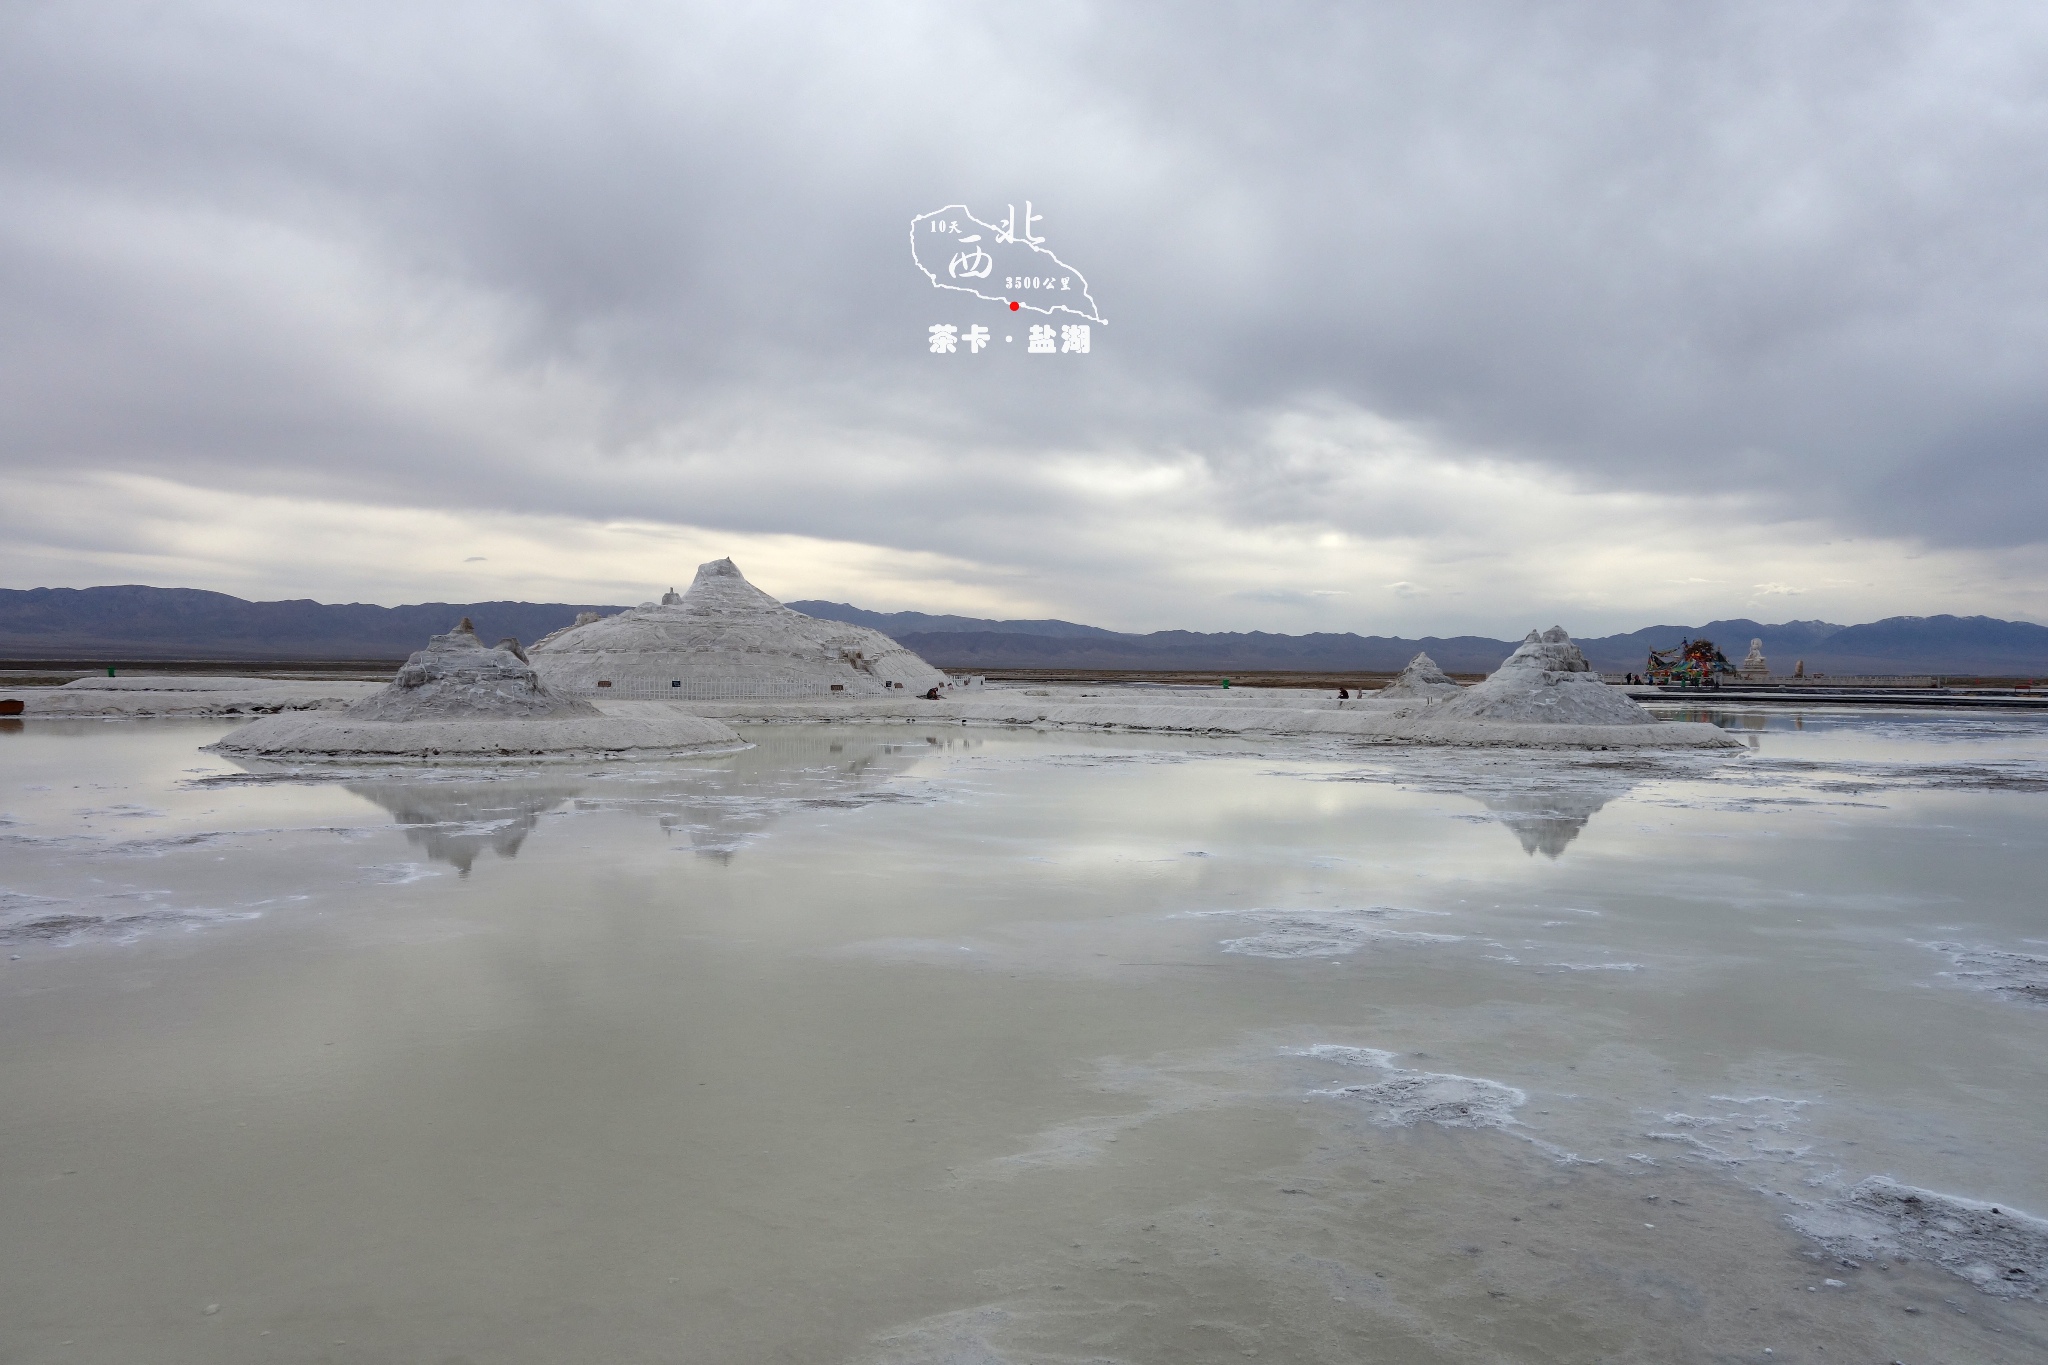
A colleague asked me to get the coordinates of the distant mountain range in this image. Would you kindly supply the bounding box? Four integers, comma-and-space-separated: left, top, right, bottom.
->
0, 586, 615, 660
1, 585, 2043, 677
786, 602, 2048, 677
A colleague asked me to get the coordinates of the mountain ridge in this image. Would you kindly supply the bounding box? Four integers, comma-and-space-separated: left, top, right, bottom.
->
1, 586, 2043, 676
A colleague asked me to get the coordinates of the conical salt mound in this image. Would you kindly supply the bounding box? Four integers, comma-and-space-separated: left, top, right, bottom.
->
528, 558, 948, 698
1377, 651, 1462, 700
346, 619, 599, 721
1432, 626, 1653, 725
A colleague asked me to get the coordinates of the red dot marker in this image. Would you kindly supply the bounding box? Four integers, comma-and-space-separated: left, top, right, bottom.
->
1009, 301, 1020, 311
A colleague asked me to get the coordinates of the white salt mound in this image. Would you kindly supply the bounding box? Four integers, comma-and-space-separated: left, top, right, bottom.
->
60, 676, 308, 692
1432, 626, 1653, 726
529, 558, 947, 697
344, 618, 597, 721
1377, 651, 1463, 700
207, 618, 742, 761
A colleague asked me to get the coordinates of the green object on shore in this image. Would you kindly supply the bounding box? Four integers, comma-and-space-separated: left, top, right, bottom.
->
1221, 677, 1231, 689
107, 665, 116, 677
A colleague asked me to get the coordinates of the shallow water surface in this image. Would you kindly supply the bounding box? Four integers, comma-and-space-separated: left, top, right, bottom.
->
2, 714, 2045, 1362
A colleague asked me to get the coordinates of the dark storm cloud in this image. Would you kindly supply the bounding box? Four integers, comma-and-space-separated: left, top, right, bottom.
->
3, 0, 2046, 564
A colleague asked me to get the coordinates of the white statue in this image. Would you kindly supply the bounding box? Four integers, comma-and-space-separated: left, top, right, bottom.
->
1739, 638, 1770, 680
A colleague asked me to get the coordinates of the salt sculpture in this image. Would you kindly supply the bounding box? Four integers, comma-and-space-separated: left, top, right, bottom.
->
1432, 627, 1655, 725
529, 558, 948, 698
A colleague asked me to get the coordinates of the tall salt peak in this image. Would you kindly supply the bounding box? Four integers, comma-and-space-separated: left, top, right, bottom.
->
346, 618, 599, 721
1431, 625, 1654, 725
1377, 651, 1462, 700
677, 557, 791, 616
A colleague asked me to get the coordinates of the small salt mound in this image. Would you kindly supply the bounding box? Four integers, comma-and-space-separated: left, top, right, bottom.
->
206, 618, 743, 761
1376, 651, 1462, 700
345, 618, 598, 721
1432, 626, 1654, 726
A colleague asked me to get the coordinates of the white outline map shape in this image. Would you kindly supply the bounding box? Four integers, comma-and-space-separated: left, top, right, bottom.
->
910, 202, 1107, 325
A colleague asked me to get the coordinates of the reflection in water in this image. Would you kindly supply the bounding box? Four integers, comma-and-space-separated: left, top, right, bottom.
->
341, 729, 966, 869
1313, 752, 1653, 858
345, 781, 585, 874
1660, 704, 1807, 733
1476, 782, 1627, 857
6, 716, 2048, 1361
642, 728, 941, 860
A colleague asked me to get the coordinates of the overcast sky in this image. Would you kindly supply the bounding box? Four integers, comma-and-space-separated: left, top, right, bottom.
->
3, 1, 2045, 634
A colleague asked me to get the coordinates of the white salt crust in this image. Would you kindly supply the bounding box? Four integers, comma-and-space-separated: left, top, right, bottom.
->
1791, 1178, 2048, 1300
1923, 940, 2048, 1006
58, 676, 323, 692
1304, 1046, 1528, 1131
15, 679, 380, 717
205, 712, 744, 762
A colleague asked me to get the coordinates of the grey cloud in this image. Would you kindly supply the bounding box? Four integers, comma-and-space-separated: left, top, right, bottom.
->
2, 0, 2046, 588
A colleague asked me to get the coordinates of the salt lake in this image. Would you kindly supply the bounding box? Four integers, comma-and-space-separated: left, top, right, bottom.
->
2, 708, 2044, 1362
